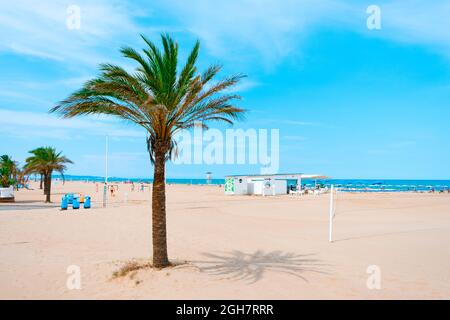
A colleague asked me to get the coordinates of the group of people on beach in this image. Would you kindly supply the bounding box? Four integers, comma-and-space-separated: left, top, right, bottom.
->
129, 182, 146, 192
95, 182, 148, 196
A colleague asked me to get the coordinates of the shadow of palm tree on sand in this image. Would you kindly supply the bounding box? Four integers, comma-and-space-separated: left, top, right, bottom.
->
191, 250, 328, 284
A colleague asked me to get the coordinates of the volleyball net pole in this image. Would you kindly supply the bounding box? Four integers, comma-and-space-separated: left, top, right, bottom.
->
103, 135, 108, 208
329, 184, 334, 243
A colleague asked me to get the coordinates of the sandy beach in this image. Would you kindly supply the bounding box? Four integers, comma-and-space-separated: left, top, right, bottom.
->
0, 181, 449, 299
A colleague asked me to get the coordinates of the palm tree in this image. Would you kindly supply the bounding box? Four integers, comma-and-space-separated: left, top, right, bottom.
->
14, 166, 28, 190
24, 147, 46, 191
0, 155, 17, 188
50, 34, 245, 268
25, 147, 73, 202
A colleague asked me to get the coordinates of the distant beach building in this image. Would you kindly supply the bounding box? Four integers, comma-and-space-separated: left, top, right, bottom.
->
206, 172, 212, 185
224, 173, 328, 196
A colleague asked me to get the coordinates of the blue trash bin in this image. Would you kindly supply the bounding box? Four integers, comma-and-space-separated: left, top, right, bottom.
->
84, 196, 91, 209
72, 197, 80, 209
66, 193, 74, 205
61, 196, 68, 210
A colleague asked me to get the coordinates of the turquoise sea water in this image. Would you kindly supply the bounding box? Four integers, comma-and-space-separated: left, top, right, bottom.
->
50, 175, 450, 193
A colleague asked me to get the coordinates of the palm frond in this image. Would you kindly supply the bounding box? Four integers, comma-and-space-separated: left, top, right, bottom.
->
50, 33, 246, 160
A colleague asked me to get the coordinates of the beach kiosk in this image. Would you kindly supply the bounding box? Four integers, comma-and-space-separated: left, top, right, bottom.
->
224, 173, 328, 196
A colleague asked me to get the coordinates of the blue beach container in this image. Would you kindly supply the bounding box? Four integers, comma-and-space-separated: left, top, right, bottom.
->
72, 197, 80, 209
66, 193, 74, 204
84, 196, 91, 209
61, 196, 68, 210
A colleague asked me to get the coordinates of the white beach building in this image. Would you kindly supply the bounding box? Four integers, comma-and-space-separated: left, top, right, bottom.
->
224, 173, 328, 196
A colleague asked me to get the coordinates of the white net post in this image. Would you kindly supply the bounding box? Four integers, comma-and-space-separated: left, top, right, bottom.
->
329, 184, 334, 243
103, 135, 108, 208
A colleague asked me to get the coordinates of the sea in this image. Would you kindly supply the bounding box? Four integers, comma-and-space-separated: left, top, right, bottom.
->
50, 175, 450, 193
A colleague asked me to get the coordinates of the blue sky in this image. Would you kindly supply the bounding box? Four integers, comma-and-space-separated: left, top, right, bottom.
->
1, 0, 449, 179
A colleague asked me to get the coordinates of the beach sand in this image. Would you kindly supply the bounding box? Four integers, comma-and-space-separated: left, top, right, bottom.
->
0, 181, 449, 299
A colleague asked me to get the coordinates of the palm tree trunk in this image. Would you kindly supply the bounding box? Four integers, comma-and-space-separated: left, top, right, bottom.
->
151, 148, 169, 268
40, 173, 43, 190
43, 173, 48, 195
44, 173, 52, 203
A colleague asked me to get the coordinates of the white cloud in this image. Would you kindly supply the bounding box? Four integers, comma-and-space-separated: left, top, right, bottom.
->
378, 1, 450, 55
0, 109, 145, 140
3, 0, 450, 73
0, 77, 93, 90
0, 89, 52, 106
8, 43, 64, 61
0, 0, 148, 67
156, 0, 450, 66
227, 79, 261, 93
159, 0, 346, 68
332, 1, 450, 59
204, 78, 261, 94
83, 151, 148, 162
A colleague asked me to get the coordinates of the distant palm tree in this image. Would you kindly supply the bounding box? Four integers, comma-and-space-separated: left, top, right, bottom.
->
25, 147, 73, 202
24, 147, 46, 193
50, 34, 245, 268
14, 167, 28, 190
24, 150, 45, 190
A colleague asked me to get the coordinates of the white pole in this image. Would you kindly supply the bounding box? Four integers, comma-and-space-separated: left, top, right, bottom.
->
299, 176, 302, 196
105, 135, 108, 184
329, 184, 334, 243
103, 135, 108, 208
